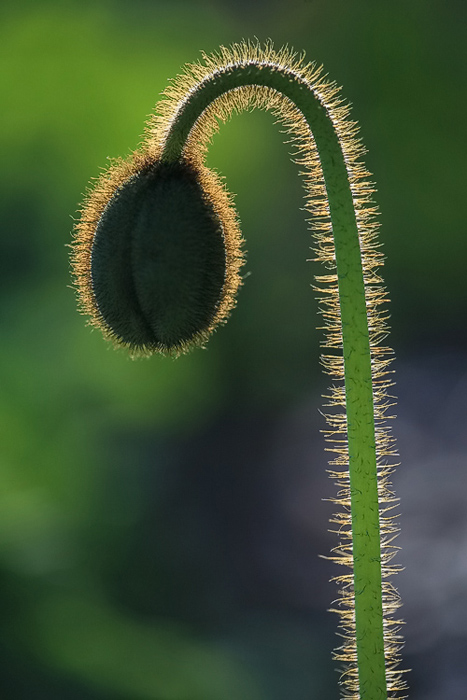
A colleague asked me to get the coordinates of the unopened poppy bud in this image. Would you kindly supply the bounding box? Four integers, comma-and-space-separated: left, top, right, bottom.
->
72, 158, 243, 355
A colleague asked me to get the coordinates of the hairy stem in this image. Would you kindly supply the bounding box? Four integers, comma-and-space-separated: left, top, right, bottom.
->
160, 60, 385, 698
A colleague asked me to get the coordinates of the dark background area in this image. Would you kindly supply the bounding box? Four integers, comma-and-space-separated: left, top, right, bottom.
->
1, 1, 466, 698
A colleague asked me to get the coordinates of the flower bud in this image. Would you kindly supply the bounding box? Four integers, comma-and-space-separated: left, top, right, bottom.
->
73, 159, 243, 355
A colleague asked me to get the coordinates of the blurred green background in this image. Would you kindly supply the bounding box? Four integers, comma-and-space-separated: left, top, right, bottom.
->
1, 1, 466, 698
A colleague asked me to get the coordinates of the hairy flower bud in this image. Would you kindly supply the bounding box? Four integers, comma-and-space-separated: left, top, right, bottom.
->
72, 157, 243, 355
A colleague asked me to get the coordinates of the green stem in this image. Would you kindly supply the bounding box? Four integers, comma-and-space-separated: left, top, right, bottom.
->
161, 62, 386, 699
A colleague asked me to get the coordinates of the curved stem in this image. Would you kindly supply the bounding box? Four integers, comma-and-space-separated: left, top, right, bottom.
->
161, 62, 386, 699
